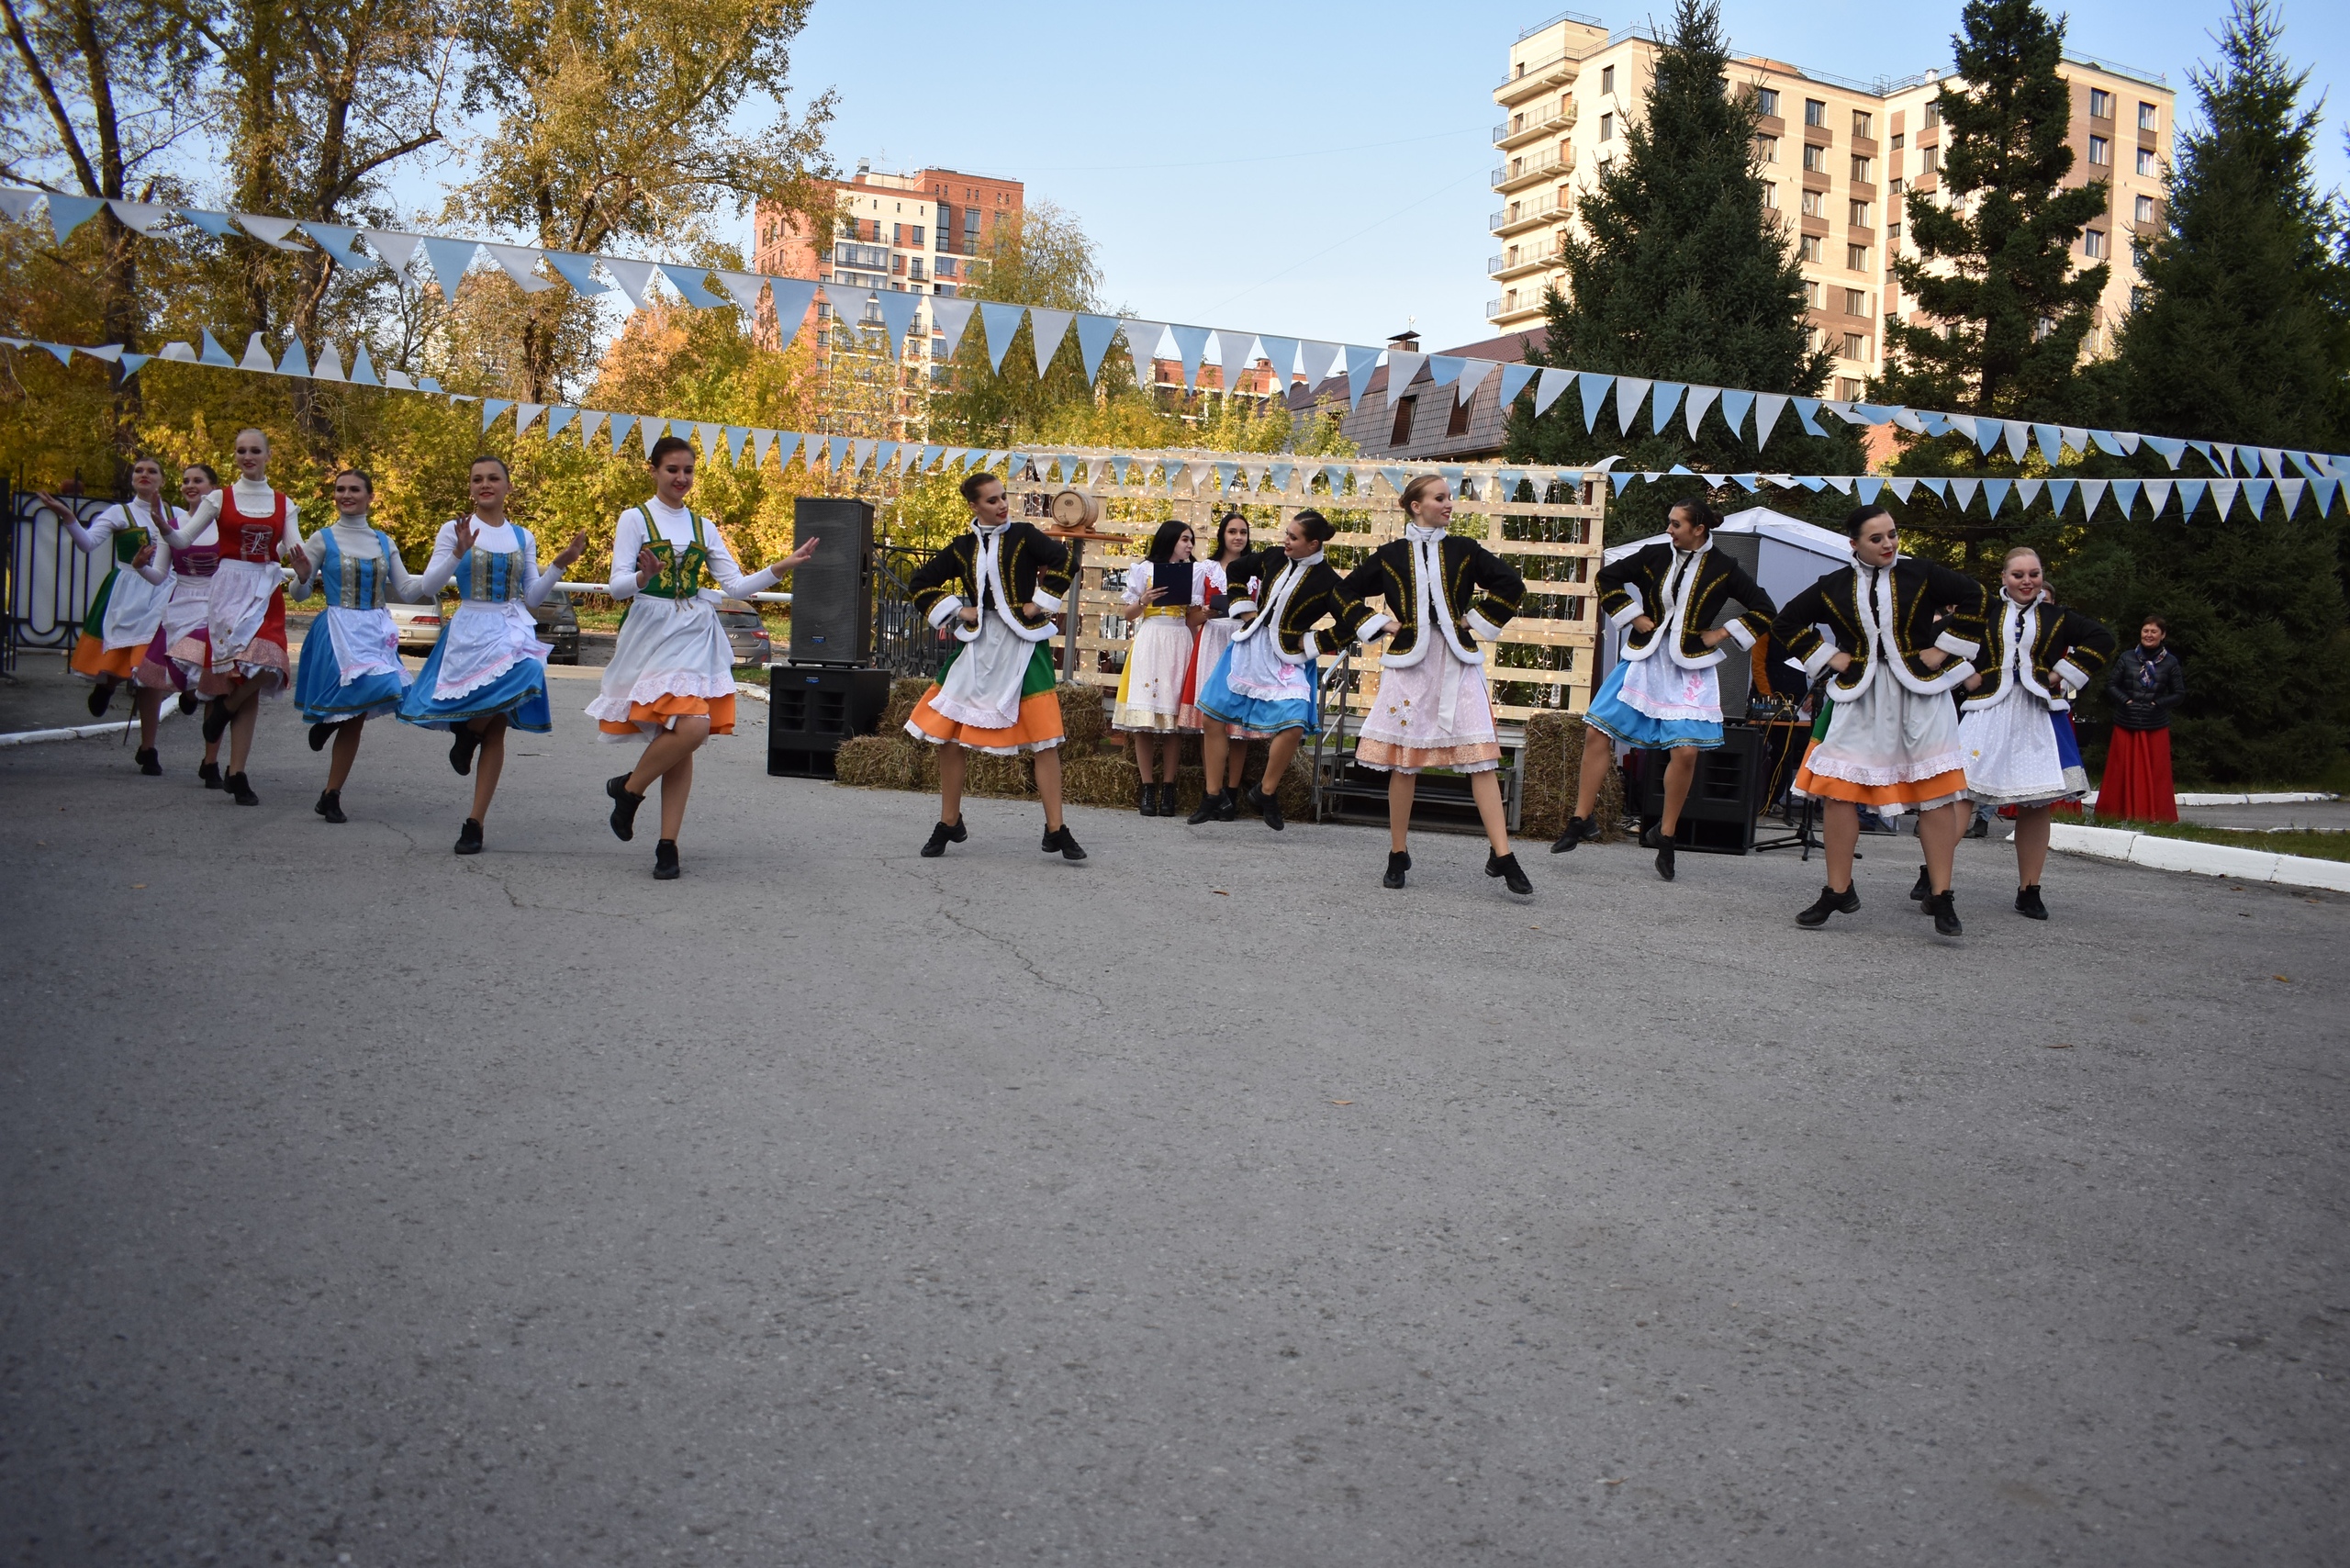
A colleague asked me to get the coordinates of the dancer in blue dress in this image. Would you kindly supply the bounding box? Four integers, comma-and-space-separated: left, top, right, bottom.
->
1554, 498, 1774, 880
289, 469, 431, 823
397, 455, 586, 854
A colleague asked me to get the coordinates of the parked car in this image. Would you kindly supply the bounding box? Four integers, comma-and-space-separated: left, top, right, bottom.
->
717, 598, 772, 666
386, 594, 580, 665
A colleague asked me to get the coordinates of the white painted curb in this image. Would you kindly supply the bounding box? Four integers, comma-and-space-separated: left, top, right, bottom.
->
0, 701, 185, 748
2049, 822, 2350, 893
2085, 790, 2338, 807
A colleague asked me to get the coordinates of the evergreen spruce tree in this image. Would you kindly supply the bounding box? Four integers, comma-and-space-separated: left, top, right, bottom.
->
2066, 0, 2350, 784
1874, 0, 2110, 566
1504, 0, 1860, 542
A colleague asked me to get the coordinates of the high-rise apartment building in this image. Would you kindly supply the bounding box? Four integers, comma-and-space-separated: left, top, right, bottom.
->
1488, 12, 2173, 399
752, 162, 1024, 437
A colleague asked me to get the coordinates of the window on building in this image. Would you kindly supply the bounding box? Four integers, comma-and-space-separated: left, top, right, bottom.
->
1599, 112, 1613, 141
1802, 279, 1821, 307
1838, 375, 1863, 400
1923, 102, 1942, 128
1756, 87, 1780, 118
2138, 101, 2159, 131
1804, 98, 1826, 128
1889, 175, 1906, 195
1511, 112, 1524, 133
1850, 200, 1872, 228
2134, 194, 2155, 224
891, 254, 904, 274
1802, 143, 1825, 173
1761, 182, 1778, 209
1842, 332, 1868, 360
1852, 155, 1872, 183
1847, 243, 1870, 270
1891, 131, 1906, 151
2083, 228, 2108, 259
2088, 135, 2110, 166
910, 258, 925, 280
1852, 110, 1873, 139
1799, 234, 1821, 262
1389, 395, 1417, 448
1801, 188, 1824, 217
1845, 286, 1869, 315
1601, 64, 1614, 95
1922, 145, 1941, 172
1757, 134, 1778, 162
1446, 396, 1473, 437
2136, 147, 2158, 176
912, 225, 926, 247
1887, 222, 1902, 248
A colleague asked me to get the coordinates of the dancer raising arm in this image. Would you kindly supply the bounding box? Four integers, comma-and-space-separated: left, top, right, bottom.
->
1555, 497, 1776, 880
1955, 550, 2113, 920
39, 456, 178, 772
595, 435, 817, 880
154, 428, 299, 806
904, 471, 1085, 862
1113, 519, 1213, 818
1770, 504, 1986, 936
140, 464, 225, 787
1340, 476, 1534, 896
288, 469, 431, 824
397, 455, 588, 855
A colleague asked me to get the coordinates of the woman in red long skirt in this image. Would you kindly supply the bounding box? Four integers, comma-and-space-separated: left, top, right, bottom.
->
2099, 615, 2183, 823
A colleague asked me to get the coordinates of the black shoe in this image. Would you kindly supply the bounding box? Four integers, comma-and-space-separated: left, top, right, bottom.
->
176, 691, 198, 716
1042, 824, 1087, 861
2015, 884, 2048, 921
654, 839, 680, 879
921, 817, 968, 857
1137, 781, 1158, 817
1382, 850, 1411, 889
1927, 889, 1964, 936
1158, 782, 1180, 818
449, 724, 483, 777
606, 773, 645, 841
1637, 819, 1661, 849
1215, 788, 1238, 823
1964, 813, 1990, 839
1550, 813, 1595, 854
135, 746, 162, 777
308, 721, 339, 752
1796, 884, 1860, 928
1185, 790, 1225, 826
1487, 849, 1534, 895
197, 759, 223, 790
1654, 840, 1676, 881
454, 817, 484, 855
87, 681, 113, 718
315, 789, 346, 823
1248, 784, 1284, 832
1909, 863, 1930, 903
200, 699, 230, 744
226, 770, 259, 806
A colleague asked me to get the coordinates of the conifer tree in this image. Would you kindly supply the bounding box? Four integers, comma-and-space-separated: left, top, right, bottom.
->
1504, 0, 1860, 541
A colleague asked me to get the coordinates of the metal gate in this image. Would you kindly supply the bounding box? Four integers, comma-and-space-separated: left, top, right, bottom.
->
6, 480, 116, 674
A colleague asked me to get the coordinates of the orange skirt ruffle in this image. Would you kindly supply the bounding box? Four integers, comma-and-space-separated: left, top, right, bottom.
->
598, 690, 738, 736
70, 634, 141, 681
904, 686, 1065, 756
1795, 753, 1970, 809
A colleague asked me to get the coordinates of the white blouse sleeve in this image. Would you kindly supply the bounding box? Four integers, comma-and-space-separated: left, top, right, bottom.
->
383, 538, 432, 603
60, 503, 118, 554
609, 509, 648, 600
702, 523, 779, 599
1119, 561, 1151, 610
520, 531, 561, 608
413, 522, 463, 596
161, 489, 223, 549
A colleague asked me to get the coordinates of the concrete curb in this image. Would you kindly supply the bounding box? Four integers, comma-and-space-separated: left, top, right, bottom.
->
0, 701, 186, 749
2085, 790, 2339, 807
2049, 822, 2350, 893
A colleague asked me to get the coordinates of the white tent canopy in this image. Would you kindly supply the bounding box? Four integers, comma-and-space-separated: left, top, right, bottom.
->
1601, 505, 1852, 610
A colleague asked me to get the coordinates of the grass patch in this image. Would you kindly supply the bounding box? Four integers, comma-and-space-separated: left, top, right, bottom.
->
2105, 819, 2350, 863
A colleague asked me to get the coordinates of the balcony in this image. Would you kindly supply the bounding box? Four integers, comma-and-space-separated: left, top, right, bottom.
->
1490, 244, 1562, 280
1492, 193, 1565, 235
1494, 52, 1576, 105
1494, 102, 1577, 150
1493, 146, 1572, 193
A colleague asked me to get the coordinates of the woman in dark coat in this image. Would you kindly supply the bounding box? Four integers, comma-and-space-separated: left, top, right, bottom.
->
2099, 615, 2185, 822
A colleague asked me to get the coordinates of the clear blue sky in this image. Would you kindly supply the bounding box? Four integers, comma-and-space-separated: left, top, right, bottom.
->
772, 0, 2347, 352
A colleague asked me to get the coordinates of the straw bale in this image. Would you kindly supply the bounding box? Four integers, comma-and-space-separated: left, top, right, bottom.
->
964, 750, 1037, 799
1518, 711, 1624, 842
1056, 682, 1109, 747
882, 677, 931, 734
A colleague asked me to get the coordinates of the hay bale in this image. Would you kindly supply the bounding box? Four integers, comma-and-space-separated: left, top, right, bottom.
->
1055, 681, 1109, 747
1271, 756, 1314, 820
964, 750, 1036, 799
883, 677, 932, 734
1518, 710, 1625, 842
1061, 751, 1141, 810
832, 734, 919, 790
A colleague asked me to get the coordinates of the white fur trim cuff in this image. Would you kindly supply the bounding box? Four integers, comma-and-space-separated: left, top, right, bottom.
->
1029, 588, 1065, 613
1301, 631, 1323, 660
1357, 611, 1395, 641
925, 595, 964, 629
1800, 639, 1839, 678
1229, 598, 1259, 617
1935, 631, 1981, 659
1722, 618, 1759, 650
2053, 657, 2089, 692
1464, 610, 1505, 643
1606, 587, 1644, 629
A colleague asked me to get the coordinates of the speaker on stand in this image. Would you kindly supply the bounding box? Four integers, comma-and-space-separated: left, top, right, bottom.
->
769, 496, 890, 777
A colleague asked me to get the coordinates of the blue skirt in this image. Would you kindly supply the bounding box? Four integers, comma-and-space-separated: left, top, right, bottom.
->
293, 613, 409, 723
397, 638, 552, 734
1585, 658, 1724, 750
1196, 642, 1318, 735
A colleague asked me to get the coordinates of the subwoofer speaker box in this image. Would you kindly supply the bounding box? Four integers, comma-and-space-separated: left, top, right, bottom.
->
789, 498, 874, 666
767, 665, 893, 778
1625, 723, 1767, 854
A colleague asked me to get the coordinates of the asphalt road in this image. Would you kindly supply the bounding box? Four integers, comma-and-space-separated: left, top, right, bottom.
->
2, 693, 2344, 1568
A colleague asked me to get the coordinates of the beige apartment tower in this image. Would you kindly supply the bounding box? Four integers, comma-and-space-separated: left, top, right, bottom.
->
1489, 11, 2174, 398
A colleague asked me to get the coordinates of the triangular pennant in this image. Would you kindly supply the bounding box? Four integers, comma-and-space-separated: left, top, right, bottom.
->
485, 243, 555, 293
2142, 477, 2171, 515
1343, 345, 1381, 409
1214, 329, 1258, 392
2143, 435, 2188, 470
725, 426, 750, 464
1856, 477, 1886, 504
601, 256, 658, 309
234, 213, 310, 251
1169, 325, 1212, 389
297, 222, 376, 270
513, 402, 546, 435
607, 413, 635, 454
1821, 476, 1854, 496
2255, 446, 2285, 477
978, 302, 1026, 373
1299, 340, 1343, 388
1531, 366, 1573, 416
31, 341, 73, 364
580, 410, 609, 447
2209, 477, 2240, 518
105, 200, 172, 235
1886, 477, 1916, 502
712, 270, 767, 315
2001, 420, 2030, 462
1648, 381, 1685, 433
828, 435, 850, 472
642, 417, 664, 457
1256, 335, 1300, 388
1752, 393, 1788, 447
2044, 478, 2074, 513
751, 428, 776, 467
931, 295, 980, 359
767, 278, 820, 349
774, 433, 805, 470
872, 287, 923, 356
363, 230, 423, 281
2276, 477, 2304, 516
1027, 307, 1075, 375
1714, 388, 1753, 438
237, 331, 274, 372
276, 338, 309, 377
1119, 319, 1164, 387
347, 342, 380, 385
1919, 477, 1950, 501
1949, 477, 1980, 511
116, 353, 151, 378
0, 187, 40, 223
2032, 423, 2065, 465
1791, 397, 1826, 437
1454, 359, 1498, 407
1680, 385, 1721, 440
657, 263, 727, 308
2311, 479, 2338, 515
2106, 477, 2138, 517
693, 420, 722, 459
2241, 477, 2272, 518
1073, 313, 1121, 381
1499, 363, 1540, 408
2177, 478, 2209, 516
1426, 354, 1466, 389
481, 398, 515, 431
196, 328, 234, 367
420, 237, 478, 293
1615, 375, 1652, 434
1385, 351, 1427, 404
313, 342, 345, 381
1578, 373, 1615, 432
177, 207, 238, 238
540, 252, 610, 296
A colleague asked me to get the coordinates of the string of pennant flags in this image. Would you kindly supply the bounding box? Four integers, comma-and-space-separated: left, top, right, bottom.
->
4, 326, 2344, 525
2, 184, 2344, 516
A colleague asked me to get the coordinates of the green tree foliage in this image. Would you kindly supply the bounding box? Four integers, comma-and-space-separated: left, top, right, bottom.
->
928, 199, 1109, 445
1504, 0, 1858, 541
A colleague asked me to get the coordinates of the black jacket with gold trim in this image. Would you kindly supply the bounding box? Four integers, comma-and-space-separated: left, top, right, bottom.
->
1769, 556, 1988, 698
1597, 541, 1777, 667
907, 521, 1072, 637
1964, 597, 2115, 711
1338, 532, 1526, 666
1230, 552, 1378, 661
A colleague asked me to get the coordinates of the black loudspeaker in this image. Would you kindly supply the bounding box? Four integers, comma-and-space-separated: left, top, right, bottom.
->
789, 498, 874, 665
767, 664, 893, 778
1625, 724, 1768, 854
